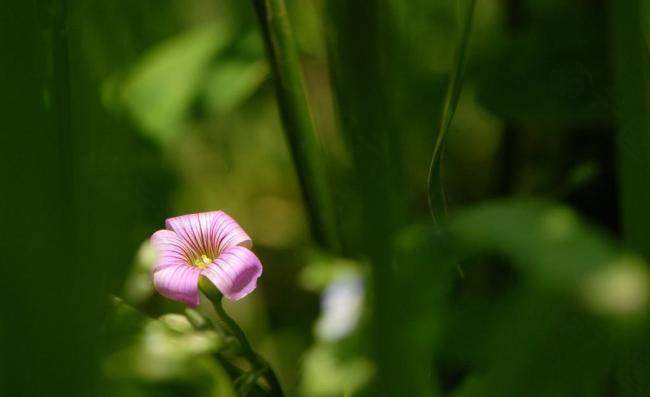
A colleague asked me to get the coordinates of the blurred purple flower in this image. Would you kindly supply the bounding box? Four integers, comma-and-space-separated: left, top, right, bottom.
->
150, 211, 262, 306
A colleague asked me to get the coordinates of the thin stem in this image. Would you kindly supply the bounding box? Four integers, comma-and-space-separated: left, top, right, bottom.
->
215, 357, 268, 397
250, 0, 341, 254
202, 285, 284, 397
211, 296, 256, 357
426, 0, 477, 224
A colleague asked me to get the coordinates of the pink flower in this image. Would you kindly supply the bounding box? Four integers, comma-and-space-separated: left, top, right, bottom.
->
150, 211, 263, 306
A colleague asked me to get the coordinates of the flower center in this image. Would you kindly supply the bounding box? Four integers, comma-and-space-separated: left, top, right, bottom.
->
193, 254, 213, 268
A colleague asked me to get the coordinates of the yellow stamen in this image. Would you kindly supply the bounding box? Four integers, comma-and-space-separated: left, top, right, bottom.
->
194, 254, 213, 268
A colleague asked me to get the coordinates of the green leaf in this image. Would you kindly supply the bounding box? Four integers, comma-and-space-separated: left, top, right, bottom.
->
449, 199, 650, 316
116, 23, 230, 144
450, 291, 613, 397
202, 59, 268, 114
300, 344, 374, 397
104, 299, 234, 397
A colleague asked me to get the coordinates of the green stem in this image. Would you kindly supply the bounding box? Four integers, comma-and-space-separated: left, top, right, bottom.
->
611, 0, 650, 259
611, 0, 650, 392
215, 357, 268, 397
201, 282, 284, 397
426, 0, 477, 224
250, 0, 340, 254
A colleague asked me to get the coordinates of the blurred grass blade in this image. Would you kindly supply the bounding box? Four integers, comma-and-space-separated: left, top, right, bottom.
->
611, 0, 650, 394
611, 0, 650, 259
324, 1, 412, 394
251, 0, 340, 253
0, 1, 79, 395
427, 0, 477, 224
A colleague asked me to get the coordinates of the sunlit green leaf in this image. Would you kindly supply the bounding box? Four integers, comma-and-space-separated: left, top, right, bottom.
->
117, 23, 230, 144
300, 344, 374, 397
202, 59, 268, 114
449, 199, 650, 316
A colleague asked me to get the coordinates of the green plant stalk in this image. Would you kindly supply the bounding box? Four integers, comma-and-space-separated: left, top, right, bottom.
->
324, 1, 410, 394
216, 358, 268, 397
200, 282, 284, 397
611, 0, 650, 259
611, 1, 650, 392
426, 0, 477, 224
251, 0, 340, 254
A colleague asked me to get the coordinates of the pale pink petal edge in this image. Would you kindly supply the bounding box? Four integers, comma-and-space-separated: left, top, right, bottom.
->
201, 246, 263, 301
152, 262, 202, 307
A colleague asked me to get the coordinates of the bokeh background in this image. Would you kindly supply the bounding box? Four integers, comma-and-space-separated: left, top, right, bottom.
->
1, 0, 649, 396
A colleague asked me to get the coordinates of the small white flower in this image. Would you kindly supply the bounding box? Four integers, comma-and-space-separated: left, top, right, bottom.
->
316, 275, 364, 341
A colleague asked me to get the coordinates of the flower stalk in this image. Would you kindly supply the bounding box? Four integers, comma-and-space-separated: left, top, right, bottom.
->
200, 279, 284, 397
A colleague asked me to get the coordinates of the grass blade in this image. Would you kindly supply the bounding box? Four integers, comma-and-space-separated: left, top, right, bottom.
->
611, 0, 650, 258
611, 1, 650, 394
251, 0, 341, 253
427, 0, 478, 224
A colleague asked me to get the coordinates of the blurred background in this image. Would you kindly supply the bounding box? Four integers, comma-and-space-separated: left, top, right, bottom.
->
1, 0, 649, 396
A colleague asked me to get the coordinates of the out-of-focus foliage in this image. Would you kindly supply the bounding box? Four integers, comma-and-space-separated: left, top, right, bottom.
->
111, 23, 230, 143
476, 1, 611, 127
105, 23, 269, 145
450, 199, 650, 316
298, 259, 373, 396
2, 0, 649, 396
105, 300, 234, 397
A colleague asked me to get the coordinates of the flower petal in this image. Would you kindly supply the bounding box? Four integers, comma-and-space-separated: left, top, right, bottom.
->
201, 246, 263, 301
153, 262, 202, 306
150, 229, 194, 270
208, 211, 253, 251
165, 211, 252, 257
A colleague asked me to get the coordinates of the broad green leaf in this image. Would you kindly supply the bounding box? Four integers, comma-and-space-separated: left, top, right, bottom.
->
202, 59, 268, 114
117, 23, 230, 144
450, 291, 613, 397
449, 199, 650, 316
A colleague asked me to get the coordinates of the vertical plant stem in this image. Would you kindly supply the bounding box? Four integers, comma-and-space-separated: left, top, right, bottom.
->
250, 0, 340, 254
611, 1, 650, 394
611, 0, 650, 258
325, 1, 408, 394
426, 0, 477, 224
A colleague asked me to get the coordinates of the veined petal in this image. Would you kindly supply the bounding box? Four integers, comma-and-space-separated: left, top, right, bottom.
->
166, 211, 252, 257
153, 262, 202, 306
201, 246, 262, 301
150, 229, 194, 270
208, 211, 253, 252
